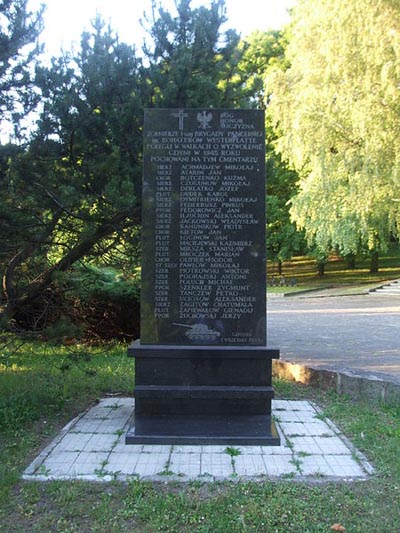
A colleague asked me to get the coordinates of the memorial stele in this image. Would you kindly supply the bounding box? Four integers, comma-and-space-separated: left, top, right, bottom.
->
126, 108, 280, 445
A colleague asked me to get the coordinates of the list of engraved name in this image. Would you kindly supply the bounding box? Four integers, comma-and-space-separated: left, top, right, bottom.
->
146, 115, 264, 325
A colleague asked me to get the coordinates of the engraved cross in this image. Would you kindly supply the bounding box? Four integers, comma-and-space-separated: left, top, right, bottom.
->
172, 109, 188, 131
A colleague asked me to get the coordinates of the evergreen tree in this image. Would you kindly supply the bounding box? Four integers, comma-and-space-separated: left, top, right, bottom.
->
0, 2, 252, 335
1, 18, 143, 329
0, 0, 44, 137
143, 0, 247, 108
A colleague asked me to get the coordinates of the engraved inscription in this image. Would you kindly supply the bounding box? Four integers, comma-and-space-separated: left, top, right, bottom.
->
141, 109, 266, 345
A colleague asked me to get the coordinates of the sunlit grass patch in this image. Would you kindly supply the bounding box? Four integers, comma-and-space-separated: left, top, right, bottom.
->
0, 340, 132, 434
268, 244, 400, 290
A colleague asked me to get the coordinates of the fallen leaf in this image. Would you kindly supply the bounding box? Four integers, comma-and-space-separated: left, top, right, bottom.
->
331, 524, 346, 532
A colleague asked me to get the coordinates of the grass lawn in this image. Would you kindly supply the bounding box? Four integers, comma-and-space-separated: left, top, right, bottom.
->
0, 340, 399, 531
267, 244, 400, 292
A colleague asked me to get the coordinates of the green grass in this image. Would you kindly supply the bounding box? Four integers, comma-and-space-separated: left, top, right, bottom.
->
0, 339, 132, 503
267, 243, 400, 290
0, 340, 400, 531
0, 340, 132, 431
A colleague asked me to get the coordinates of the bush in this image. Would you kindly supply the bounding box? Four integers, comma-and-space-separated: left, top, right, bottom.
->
54, 265, 141, 342
5, 265, 141, 343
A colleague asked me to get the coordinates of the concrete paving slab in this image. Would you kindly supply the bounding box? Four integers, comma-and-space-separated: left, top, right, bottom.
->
71, 452, 109, 475
134, 452, 171, 477
106, 452, 141, 474
263, 455, 297, 476
201, 453, 234, 478
170, 452, 202, 478
261, 443, 292, 455
201, 445, 229, 454
22, 398, 374, 483
234, 454, 267, 476
299, 455, 337, 477
280, 420, 335, 437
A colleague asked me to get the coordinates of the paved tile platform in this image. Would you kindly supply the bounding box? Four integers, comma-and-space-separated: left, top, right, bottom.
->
23, 398, 374, 483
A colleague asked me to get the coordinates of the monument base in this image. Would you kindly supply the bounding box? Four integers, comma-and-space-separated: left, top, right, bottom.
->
126, 414, 280, 445
125, 341, 280, 446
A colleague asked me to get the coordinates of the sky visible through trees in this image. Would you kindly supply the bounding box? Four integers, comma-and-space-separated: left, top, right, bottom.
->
26, 0, 296, 58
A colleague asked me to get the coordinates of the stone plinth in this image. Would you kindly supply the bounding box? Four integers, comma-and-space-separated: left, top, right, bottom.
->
126, 341, 280, 445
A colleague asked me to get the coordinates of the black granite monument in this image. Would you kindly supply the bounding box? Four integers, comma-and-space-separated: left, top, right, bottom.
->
126, 108, 280, 445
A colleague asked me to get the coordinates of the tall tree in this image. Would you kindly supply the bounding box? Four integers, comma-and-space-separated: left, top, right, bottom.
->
0, 18, 143, 328
238, 30, 285, 109
143, 0, 247, 108
266, 156, 304, 273
1, 2, 252, 333
238, 30, 303, 269
0, 0, 44, 138
266, 0, 400, 270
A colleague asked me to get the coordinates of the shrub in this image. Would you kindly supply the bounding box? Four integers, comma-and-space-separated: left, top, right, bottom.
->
54, 265, 141, 342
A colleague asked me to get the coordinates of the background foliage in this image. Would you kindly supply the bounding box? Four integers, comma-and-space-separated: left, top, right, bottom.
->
1, 0, 400, 340
0, 0, 259, 339
266, 0, 400, 270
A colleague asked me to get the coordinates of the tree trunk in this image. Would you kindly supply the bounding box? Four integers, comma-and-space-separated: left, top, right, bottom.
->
345, 254, 356, 269
370, 251, 379, 273
317, 261, 325, 276
0, 303, 18, 329
277, 259, 283, 275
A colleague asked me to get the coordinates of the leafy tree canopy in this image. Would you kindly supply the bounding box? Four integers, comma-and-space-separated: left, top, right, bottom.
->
237, 29, 303, 266
238, 29, 286, 109
267, 0, 400, 259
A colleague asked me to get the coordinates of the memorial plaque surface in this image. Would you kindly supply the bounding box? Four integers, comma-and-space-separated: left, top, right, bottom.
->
141, 108, 266, 346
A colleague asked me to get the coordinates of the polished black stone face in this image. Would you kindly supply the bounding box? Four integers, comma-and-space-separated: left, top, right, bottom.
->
126, 341, 281, 445
141, 109, 266, 346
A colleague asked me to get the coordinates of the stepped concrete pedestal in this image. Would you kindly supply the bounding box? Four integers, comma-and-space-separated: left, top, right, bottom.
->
126, 341, 280, 445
